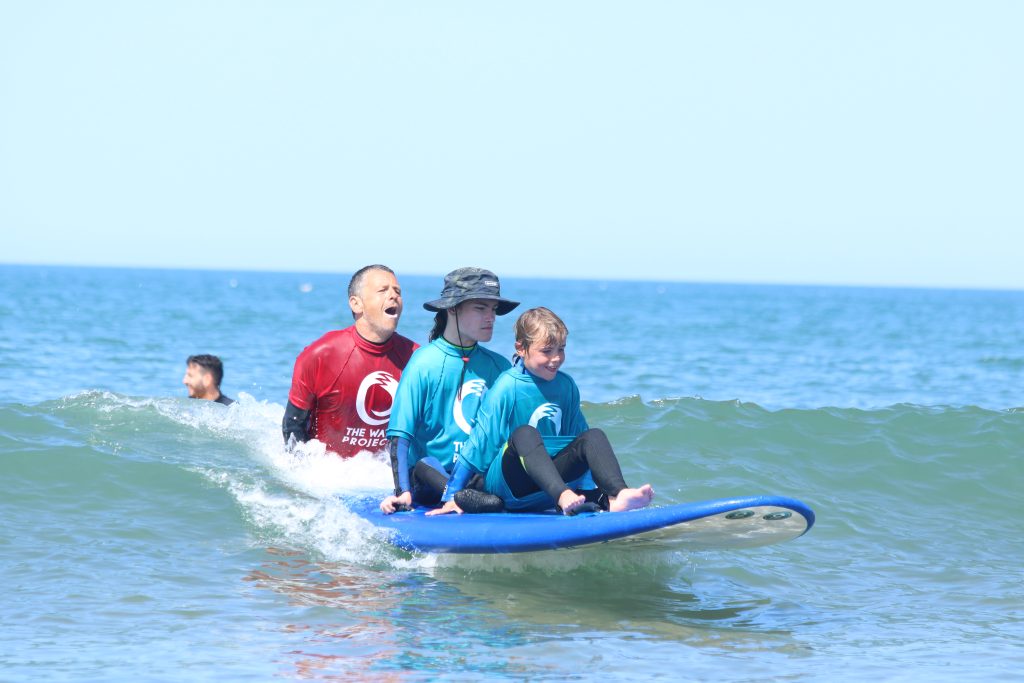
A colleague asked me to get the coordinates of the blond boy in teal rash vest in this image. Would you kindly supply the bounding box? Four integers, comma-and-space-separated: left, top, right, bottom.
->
379, 268, 519, 514
429, 307, 654, 516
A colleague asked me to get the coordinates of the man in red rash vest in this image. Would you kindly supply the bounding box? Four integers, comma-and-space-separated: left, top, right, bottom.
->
283, 265, 418, 457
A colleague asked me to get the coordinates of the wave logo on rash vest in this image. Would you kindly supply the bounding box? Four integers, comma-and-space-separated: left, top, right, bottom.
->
528, 403, 562, 435
453, 379, 488, 434
355, 371, 400, 426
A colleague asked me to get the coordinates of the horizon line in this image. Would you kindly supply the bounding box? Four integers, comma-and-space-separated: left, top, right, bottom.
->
2, 260, 1021, 294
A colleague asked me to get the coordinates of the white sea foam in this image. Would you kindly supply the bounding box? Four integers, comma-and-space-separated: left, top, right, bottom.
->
171, 393, 435, 567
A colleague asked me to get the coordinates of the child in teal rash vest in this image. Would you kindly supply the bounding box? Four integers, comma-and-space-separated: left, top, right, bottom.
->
379, 268, 519, 514
428, 307, 655, 516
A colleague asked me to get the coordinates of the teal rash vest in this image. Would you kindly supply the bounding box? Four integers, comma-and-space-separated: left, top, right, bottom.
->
442, 362, 589, 504
387, 337, 511, 478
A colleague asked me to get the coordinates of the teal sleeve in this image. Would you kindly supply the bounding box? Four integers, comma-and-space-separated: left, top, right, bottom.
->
387, 359, 424, 441
440, 384, 503, 501
457, 378, 512, 475
441, 459, 476, 502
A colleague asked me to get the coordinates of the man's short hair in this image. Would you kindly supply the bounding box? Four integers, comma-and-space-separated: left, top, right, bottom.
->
347, 264, 395, 299
187, 354, 224, 387
347, 265, 396, 320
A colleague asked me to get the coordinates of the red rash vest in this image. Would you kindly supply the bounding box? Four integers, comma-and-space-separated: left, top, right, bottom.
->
288, 326, 418, 457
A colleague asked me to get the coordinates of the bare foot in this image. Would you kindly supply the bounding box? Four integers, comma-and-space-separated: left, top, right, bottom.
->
557, 489, 586, 515
609, 484, 654, 512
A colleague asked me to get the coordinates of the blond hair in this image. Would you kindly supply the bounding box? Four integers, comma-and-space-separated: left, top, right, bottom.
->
513, 307, 568, 351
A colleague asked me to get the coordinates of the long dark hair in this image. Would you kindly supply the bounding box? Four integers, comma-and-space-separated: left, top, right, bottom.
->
428, 311, 448, 342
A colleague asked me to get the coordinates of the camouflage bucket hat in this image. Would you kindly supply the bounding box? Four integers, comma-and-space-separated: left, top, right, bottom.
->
423, 267, 520, 316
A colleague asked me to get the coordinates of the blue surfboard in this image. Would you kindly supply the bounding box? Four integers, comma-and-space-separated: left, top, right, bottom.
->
346, 495, 815, 554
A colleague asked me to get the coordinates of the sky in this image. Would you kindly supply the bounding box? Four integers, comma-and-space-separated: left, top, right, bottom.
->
1, 1, 1022, 289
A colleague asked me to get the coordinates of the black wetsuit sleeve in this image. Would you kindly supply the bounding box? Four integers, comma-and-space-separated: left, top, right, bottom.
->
282, 400, 311, 447
389, 437, 412, 495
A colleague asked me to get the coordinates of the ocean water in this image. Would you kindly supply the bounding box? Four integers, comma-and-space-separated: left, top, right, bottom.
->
1, 264, 1022, 681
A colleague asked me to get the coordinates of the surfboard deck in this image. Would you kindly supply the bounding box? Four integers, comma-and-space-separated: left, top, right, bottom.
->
345, 495, 815, 554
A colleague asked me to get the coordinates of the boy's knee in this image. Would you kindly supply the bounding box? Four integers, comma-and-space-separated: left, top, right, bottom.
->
510, 424, 542, 446
581, 428, 610, 447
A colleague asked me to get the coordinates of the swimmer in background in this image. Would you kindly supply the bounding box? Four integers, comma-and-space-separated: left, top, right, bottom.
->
380, 267, 518, 513
429, 307, 654, 516
183, 354, 234, 405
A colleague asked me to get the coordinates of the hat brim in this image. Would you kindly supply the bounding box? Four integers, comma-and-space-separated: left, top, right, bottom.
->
423, 295, 520, 316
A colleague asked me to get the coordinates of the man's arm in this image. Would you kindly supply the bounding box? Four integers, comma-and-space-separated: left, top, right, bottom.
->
282, 400, 311, 448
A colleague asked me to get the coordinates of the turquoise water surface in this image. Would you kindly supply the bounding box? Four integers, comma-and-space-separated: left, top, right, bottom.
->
1, 265, 1022, 681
